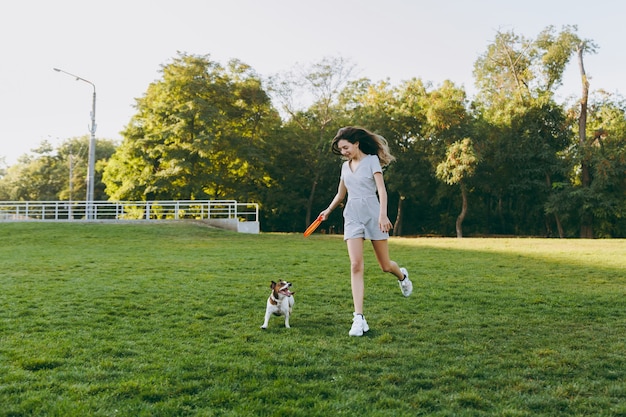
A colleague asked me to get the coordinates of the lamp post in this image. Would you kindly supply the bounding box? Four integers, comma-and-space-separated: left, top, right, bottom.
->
53, 67, 97, 219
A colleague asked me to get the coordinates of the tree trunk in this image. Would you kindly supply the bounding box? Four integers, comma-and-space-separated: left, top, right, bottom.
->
393, 195, 405, 236
456, 183, 468, 238
545, 173, 564, 238
577, 43, 593, 238
555, 215, 564, 238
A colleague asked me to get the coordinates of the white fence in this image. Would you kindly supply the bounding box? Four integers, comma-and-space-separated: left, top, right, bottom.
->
0, 200, 260, 233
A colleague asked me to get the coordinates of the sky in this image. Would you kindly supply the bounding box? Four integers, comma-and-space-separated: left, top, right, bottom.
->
1, 0, 624, 165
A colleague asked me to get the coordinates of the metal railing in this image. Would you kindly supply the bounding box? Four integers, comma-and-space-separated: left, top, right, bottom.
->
0, 200, 259, 223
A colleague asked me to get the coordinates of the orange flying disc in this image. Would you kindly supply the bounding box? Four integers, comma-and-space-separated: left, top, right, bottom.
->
303, 215, 323, 237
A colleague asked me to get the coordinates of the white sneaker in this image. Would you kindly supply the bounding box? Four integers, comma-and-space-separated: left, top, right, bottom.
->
399, 267, 413, 297
349, 313, 369, 337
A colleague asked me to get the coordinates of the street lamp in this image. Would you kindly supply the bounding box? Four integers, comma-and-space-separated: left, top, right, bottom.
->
53, 67, 97, 219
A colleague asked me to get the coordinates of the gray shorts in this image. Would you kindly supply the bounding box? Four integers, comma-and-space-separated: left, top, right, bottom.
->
343, 197, 388, 241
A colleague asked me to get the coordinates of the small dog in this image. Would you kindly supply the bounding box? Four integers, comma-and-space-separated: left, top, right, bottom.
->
261, 280, 295, 329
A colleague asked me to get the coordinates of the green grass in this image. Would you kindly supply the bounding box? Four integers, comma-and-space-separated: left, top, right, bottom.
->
1, 222, 625, 416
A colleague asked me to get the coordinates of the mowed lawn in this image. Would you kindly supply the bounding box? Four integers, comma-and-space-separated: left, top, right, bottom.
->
0, 222, 625, 417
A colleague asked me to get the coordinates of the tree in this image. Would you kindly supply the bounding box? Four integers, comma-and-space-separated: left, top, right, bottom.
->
473, 26, 588, 236
418, 80, 477, 236
0, 137, 115, 202
56, 136, 117, 202
436, 138, 478, 237
547, 91, 626, 237
0, 142, 63, 201
574, 40, 598, 237
585, 95, 626, 237
103, 52, 280, 202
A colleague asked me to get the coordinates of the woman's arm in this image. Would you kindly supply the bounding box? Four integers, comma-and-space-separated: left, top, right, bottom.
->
374, 172, 393, 233
320, 179, 347, 220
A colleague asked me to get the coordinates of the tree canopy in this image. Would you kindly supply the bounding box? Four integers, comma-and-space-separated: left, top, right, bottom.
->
103, 53, 280, 202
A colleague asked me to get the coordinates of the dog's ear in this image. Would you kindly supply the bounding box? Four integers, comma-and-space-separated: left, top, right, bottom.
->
270, 281, 277, 289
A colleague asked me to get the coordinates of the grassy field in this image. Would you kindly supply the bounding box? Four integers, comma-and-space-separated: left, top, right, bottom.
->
0, 222, 625, 417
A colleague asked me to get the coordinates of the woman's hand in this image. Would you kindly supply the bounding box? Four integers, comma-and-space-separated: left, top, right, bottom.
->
379, 215, 393, 233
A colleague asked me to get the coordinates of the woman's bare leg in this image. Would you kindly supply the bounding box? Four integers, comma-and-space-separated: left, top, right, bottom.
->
346, 238, 365, 314
371, 239, 404, 279
372, 239, 412, 297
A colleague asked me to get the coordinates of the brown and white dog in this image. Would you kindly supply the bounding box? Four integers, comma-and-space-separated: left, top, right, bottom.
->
261, 280, 295, 329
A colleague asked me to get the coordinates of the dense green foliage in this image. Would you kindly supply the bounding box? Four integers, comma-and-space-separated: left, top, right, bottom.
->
103, 54, 281, 202
1, 222, 625, 416
1, 26, 625, 237
0, 137, 116, 202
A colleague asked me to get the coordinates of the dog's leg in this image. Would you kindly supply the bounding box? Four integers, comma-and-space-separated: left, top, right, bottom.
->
286, 297, 294, 327
261, 309, 272, 329
284, 311, 290, 328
